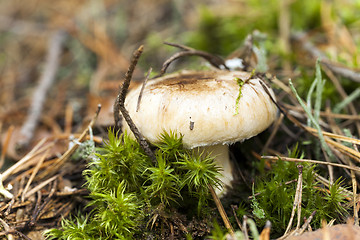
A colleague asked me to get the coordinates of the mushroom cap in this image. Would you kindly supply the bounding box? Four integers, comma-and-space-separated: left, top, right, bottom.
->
122, 70, 278, 149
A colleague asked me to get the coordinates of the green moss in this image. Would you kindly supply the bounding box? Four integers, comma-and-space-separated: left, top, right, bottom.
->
242, 144, 351, 237
45, 129, 222, 239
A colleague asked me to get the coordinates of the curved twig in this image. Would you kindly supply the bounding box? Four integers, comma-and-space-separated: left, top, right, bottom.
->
152, 42, 229, 79
113, 46, 156, 162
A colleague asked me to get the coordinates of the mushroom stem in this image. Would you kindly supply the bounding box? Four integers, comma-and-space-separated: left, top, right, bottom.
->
197, 144, 234, 194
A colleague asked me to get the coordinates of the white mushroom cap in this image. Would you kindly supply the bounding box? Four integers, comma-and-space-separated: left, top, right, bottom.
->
122, 70, 277, 148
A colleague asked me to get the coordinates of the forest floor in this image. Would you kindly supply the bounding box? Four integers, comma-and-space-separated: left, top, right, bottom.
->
0, 0, 360, 239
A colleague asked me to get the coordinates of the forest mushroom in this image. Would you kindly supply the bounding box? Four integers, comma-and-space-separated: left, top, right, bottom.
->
122, 70, 278, 193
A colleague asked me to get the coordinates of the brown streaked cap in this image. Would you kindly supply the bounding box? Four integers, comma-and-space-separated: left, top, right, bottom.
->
122, 70, 277, 148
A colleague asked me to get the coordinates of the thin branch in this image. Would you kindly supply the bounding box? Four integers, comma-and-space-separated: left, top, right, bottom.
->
1, 138, 51, 181
32, 179, 57, 224
242, 215, 249, 240
296, 165, 303, 230
113, 45, 156, 162
0, 218, 14, 240
114, 46, 143, 129
291, 32, 360, 83
231, 205, 243, 231
136, 67, 152, 112
295, 211, 316, 236
262, 155, 360, 172
24, 174, 58, 199
208, 184, 235, 236
352, 142, 360, 225
273, 102, 360, 164
21, 149, 49, 202
19, 30, 67, 147
152, 42, 229, 79
284, 165, 303, 235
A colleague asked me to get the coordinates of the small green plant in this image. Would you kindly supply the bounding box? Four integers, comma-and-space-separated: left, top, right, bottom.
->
145, 152, 181, 206
45, 129, 222, 239
44, 215, 96, 240
177, 151, 222, 214
85, 130, 150, 194
87, 181, 142, 239
242, 144, 350, 237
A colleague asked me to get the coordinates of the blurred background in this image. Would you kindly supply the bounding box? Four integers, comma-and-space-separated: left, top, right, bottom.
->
0, 0, 359, 148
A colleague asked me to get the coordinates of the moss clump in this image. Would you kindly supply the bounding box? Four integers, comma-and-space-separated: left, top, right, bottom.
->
238, 145, 350, 237
45, 130, 222, 239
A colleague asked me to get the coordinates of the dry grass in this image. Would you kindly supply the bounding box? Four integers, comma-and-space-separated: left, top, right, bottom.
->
0, 0, 359, 239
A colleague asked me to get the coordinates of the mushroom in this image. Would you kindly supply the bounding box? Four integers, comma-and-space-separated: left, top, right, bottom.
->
121, 70, 278, 193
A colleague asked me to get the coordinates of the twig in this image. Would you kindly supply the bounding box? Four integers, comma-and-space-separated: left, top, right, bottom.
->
0, 218, 14, 240
208, 184, 234, 236
2, 141, 54, 181
291, 32, 360, 83
0, 138, 53, 194
352, 143, 360, 225
38, 105, 101, 179
296, 211, 316, 236
136, 67, 152, 112
296, 165, 303, 230
322, 148, 334, 184
29, 191, 42, 227
242, 215, 249, 240
0, 174, 13, 199
152, 42, 228, 79
226, 33, 254, 71
314, 172, 353, 197
262, 156, 360, 172
21, 149, 49, 202
5, 198, 15, 216
322, 64, 360, 136
114, 46, 143, 129
24, 175, 58, 199
241, 33, 254, 70
284, 165, 303, 235
283, 102, 360, 120
30, 180, 57, 225
231, 205, 243, 231
114, 45, 156, 162
7, 230, 31, 240
19, 30, 67, 146
273, 102, 360, 164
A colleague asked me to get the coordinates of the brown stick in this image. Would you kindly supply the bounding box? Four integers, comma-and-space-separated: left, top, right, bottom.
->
152, 42, 228, 79
113, 46, 156, 162
136, 67, 152, 112
283, 165, 303, 236
208, 184, 234, 236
